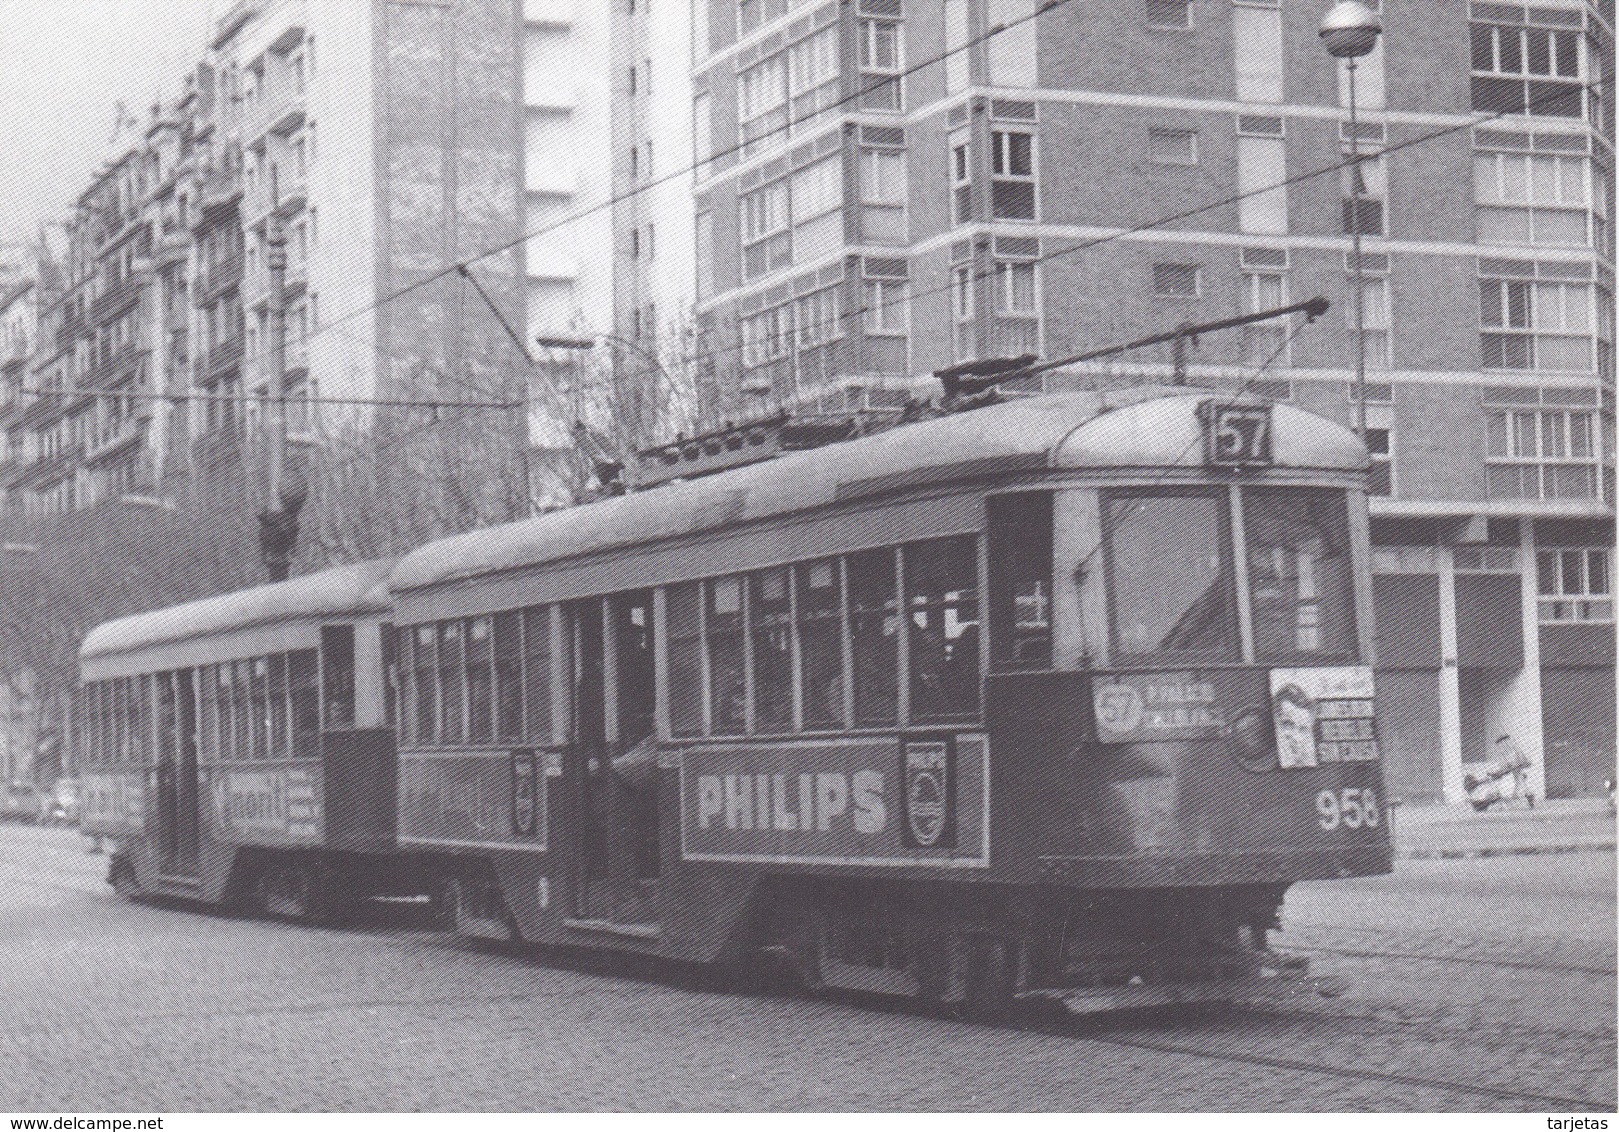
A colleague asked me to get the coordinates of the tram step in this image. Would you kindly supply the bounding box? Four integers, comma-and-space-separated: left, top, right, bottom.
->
562, 917, 662, 940
155, 873, 203, 891
1019, 971, 1345, 1014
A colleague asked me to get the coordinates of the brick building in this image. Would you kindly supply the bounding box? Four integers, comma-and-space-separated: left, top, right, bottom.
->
677, 0, 1615, 799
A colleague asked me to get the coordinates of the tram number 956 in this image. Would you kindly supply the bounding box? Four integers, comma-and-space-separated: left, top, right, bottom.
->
1315, 787, 1380, 831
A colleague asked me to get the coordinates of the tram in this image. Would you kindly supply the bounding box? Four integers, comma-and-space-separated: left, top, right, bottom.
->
388, 385, 1392, 1012
77, 558, 420, 918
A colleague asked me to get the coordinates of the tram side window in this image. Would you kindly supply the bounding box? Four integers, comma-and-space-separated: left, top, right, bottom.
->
321, 624, 356, 729
522, 605, 553, 745
267, 654, 288, 755
849, 548, 900, 727
1243, 488, 1358, 662
466, 616, 494, 743
289, 648, 320, 757
132, 675, 150, 765
750, 568, 794, 733
233, 659, 252, 759
797, 559, 844, 730
413, 625, 437, 745
250, 657, 270, 760
707, 577, 747, 735
437, 621, 464, 744
397, 631, 417, 745
156, 672, 177, 766
906, 535, 982, 722
196, 667, 216, 763
666, 583, 704, 738
113, 678, 129, 763
1104, 491, 1240, 662
493, 611, 522, 742
988, 492, 1053, 671
380, 624, 398, 730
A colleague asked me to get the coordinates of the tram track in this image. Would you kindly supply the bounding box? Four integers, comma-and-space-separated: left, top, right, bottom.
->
1289, 942, 1615, 978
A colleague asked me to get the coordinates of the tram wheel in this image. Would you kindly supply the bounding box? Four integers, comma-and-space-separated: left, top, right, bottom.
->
964, 936, 1016, 1021
109, 857, 141, 900
257, 859, 329, 923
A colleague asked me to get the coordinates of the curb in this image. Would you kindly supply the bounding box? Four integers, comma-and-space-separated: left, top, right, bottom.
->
1398, 841, 1616, 860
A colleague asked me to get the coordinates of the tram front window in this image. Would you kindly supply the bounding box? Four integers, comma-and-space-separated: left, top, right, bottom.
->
1105, 492, 1240, 662
1243, 488, 1358, 663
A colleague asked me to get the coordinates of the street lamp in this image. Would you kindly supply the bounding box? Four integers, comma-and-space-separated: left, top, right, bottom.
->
1320, 0, 1382, 442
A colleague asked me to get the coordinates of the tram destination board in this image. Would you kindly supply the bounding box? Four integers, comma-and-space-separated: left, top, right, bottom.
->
1200, 401, 1274, 469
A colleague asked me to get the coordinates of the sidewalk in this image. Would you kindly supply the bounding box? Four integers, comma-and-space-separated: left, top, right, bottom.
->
1390, 796, 1617, 859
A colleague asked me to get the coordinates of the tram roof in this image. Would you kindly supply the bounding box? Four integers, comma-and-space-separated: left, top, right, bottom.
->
392, 388, 1365, 595
80, 558, 396, 662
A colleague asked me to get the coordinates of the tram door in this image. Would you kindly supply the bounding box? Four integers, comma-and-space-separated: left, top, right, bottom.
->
567, 593, 659, 925
155, 670, 201, 875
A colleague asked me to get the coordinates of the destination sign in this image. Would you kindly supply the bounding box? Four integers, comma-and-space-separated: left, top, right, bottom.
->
1092, 673, 1229, 743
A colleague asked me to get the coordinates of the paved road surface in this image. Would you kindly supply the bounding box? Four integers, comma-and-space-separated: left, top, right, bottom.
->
0, 823, 1611, 1112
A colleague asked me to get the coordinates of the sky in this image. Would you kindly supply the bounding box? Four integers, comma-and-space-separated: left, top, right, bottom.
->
0, 0, 219, 246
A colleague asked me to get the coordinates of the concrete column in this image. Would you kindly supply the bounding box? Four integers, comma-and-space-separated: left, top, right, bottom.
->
1436, 547, 1465, 803
1516, 521, 1547, 801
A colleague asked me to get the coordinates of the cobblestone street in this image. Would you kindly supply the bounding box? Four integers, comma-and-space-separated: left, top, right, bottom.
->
1, 822, 1611, 1112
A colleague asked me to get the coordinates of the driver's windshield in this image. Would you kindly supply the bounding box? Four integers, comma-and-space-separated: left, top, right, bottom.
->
1104, 491, 1241, 662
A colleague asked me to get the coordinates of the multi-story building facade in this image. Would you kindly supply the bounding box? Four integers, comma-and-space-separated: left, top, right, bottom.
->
680, 0, 1615, 800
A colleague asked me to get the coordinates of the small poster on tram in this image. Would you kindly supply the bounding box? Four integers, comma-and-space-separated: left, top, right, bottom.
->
1268, 665, 1379, 769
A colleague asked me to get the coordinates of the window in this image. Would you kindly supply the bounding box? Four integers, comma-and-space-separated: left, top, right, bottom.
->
1105, 491, 1240, 662
797, 559, 845, 729
864, 276, 908, 335
466, 616, 494, 743
950, 136, 972, 225
789, 25, 840, 127
1486, 405, 1600, 499
741, 179, 791, 279
1364, 426, 1393, 496
849, 548, 900, 726
1480, 277, 1593, 371
1233, 4, 1283, 103
492, 612, 522, 742
695, 212, 714, 300
1153, 263, 1199, 297
741, 304, 792, 367
1243, 271, 1290, 367
707, 577, 747, 735
988, 493, 1053, 671
1145, 0, 1191, 29
1475, 151, 1593, 247
667, 583, 704, 737
993, 260, 1037, 316
990, 130, 1036, 220
791, 155, 843, 259
1243, 488, 1358, 663
738, 55, 787, 156
1238, 135, 1288, 234
321, 625, 355, 729
1149, 128, 1198, 166
1471, 19, 1586, 118
861, 148, 906, 244
906, 536, 981, 723
750, 569, 794, 732
1538, 548, 1612, 621
952, 262, 976, 361
523, 606, 552, 744
1355, 275, 1391, 369
1342, 152, 1386, 236
796, 287, 840, 348
858, 18, 903, 111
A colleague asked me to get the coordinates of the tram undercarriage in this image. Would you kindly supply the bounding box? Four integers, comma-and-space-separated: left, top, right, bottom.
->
750, 879, 1339, 1015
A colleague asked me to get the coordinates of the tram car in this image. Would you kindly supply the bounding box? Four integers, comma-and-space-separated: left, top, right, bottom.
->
388, 385, 1392, 1013
77, 558, 419, 919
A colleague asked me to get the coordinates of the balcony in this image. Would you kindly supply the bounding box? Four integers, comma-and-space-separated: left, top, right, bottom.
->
242, 82, 306, 148
197, 253, 244, 301
194, 169, 243, 226
90, 274, 142, 325
83, 416, 142, 464
204, 336, 244, 379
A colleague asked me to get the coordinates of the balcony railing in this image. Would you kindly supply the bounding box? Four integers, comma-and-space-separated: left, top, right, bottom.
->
197, 253, 244, 300
90, 274, 142, 325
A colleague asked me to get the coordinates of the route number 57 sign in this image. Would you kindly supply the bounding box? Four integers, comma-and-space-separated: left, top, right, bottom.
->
1201, 402, 1274, 468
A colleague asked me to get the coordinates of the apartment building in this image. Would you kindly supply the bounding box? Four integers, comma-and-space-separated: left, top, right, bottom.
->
0, 0, 530, 520
680, 0, 1615, 799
